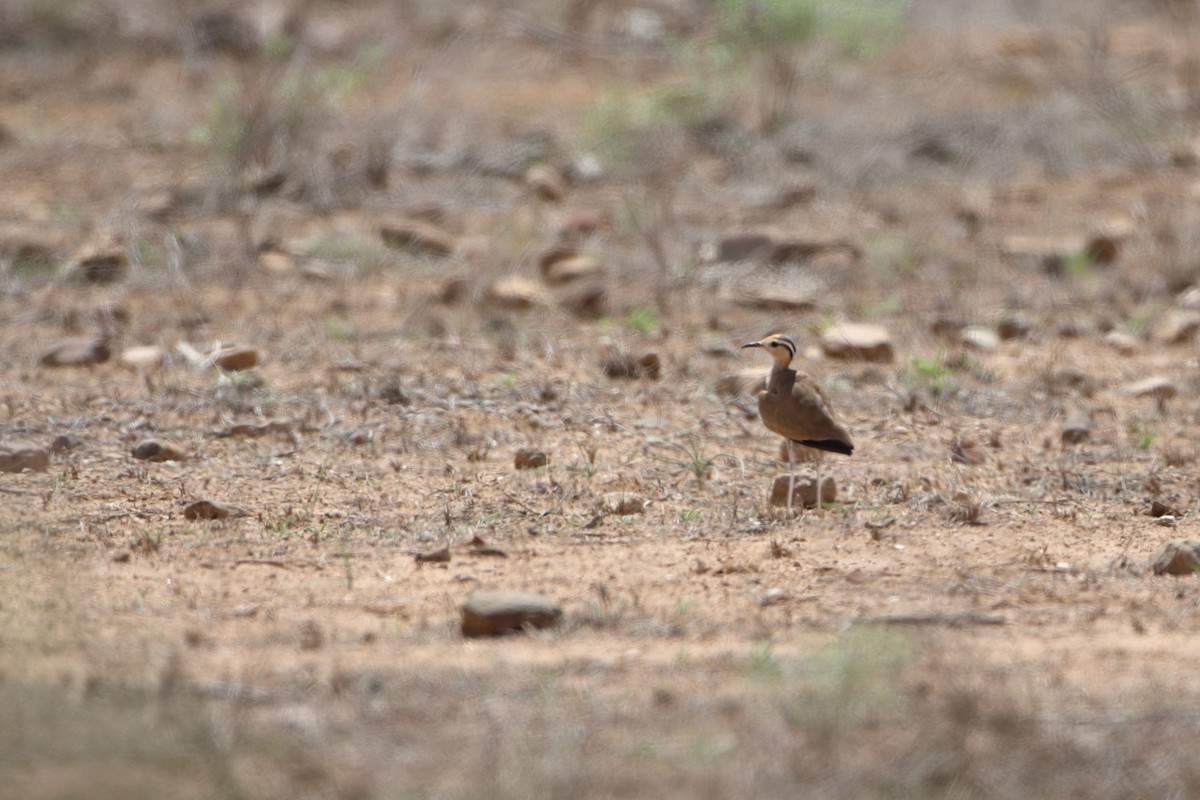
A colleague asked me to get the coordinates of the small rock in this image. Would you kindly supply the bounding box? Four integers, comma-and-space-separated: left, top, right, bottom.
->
415, 545, 451, 564
997, 312, 1033, 340
439, 276, 470, 304
257, 249, 295, 274
120, 345, 163, 371
950, 433, 987, 465
556, 282, 607, 319
49, 434, 82, 454
183, 499, 244, 520
931, 317, 966, 339
734, 284, 816, 311
131, 439, 189, 462
514, 448, 549, 470
770, 475, 836, 508
602, 352, 660, 380
543, 255, 602, 286
461, 590, 562, 637
961, 326, 1000, 352
1123, 376, 1178, 409
525, 164, 567, 202
1176, 285, 1200, 311
601, 493, 647, 515
1151, 310, 1200, 344
759, 587, 789, 607
713, 232, 775, 262
487, 275, 547, 310
821, 323, 894, 363
1061, 407, 1092, 445
379, 217, 457, 257
212, 345, 259, 372
715, 368, 768, 398
556, 208, 608, 238
1150, 499, 1181, 518
1151, 540, 1200, 576
297, 620, 324, 651
64, 241, 126, 284
40, 336, 110, 367
1103, 330, 1139, 355
0, 442, 50, 473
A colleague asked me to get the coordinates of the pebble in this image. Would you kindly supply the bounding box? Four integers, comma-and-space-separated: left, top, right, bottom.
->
603, 352, 660, 380
950, 433, 987, 465
543, 255, 602, 286
64, 241, 126, 284
821, 323, 894, 363
514, 448, 549, 470
183, 499, 244, 520
997, 312, 1033, 340
379, 217, 457, 257
556, 283, 607, 319
131, 439, 189, 462
461, 590, 563, 637
1061, 407, 1092, 444
1103, 331, 1139, 355
734, 284, 816, 311
40, 336, 110, 367
487, 275, 547, 310
960, 326, 999, 352
120, 345, 164, 371
525, 164, 566, 202
213, 345, 259, 372
415, 545, 451, 564
1151, 540, 1200, 576
1151, 310, 1200, 344
0, 441, 50, 473
769, 475, 836, 508
601, 492, 648, 515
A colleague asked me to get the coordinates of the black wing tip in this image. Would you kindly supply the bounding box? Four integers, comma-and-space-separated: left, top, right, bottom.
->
798, 439, 854, 456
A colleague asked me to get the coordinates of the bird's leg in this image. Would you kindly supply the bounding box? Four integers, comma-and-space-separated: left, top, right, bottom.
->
786, 440, 796, 516
815, 451, 823, 511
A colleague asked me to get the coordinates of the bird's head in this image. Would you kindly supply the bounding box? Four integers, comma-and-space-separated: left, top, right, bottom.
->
741, 333, 796, 367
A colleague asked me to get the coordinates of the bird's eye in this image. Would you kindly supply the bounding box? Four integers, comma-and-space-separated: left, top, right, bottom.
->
769, 342, 778, 348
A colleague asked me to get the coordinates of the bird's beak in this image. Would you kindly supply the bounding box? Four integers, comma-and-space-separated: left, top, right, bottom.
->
741, 341, 763, 349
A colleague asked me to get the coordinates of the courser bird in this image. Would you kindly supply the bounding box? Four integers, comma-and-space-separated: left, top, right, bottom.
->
742, 333, 854, 513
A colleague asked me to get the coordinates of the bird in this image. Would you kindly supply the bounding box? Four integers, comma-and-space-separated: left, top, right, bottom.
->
741, 333, 854, 513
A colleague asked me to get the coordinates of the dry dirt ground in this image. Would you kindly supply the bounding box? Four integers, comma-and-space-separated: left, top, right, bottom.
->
5, 1, 1200, 797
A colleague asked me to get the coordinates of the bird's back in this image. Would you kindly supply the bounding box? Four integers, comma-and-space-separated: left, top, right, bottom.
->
758, 366, 854, 455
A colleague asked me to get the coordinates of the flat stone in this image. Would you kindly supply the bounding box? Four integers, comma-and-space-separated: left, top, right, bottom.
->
602, 352, 660, 380
961, 326, 999, 352
1151, 310, 1200, 344
40, 336, 110, 367
1123, 376, 1178, 401
1061, 407, 1091, 444
0, 441, 50, 473
461, 590, 562, 637
120, 345, 163, 371
183, 499, 246, 520
997, 312, 1033, 340
1103, 331, 1139, 355
770, 475, 837, 508
487, 275, 547, 309
525, 164, 566, 202
1176, 285, 1200, 310
556, 282, 607, 319
514, 448, 549, 470
379, 217, 457, 257
734, 284, 816, 311
131, 439, 189, 462
601, 492, 647, 515
64, 241, 126, 284
213, 345, 259, 372
543, 255, 602, 286
1152, 540, 1200, 576
822, 323, 894, 363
